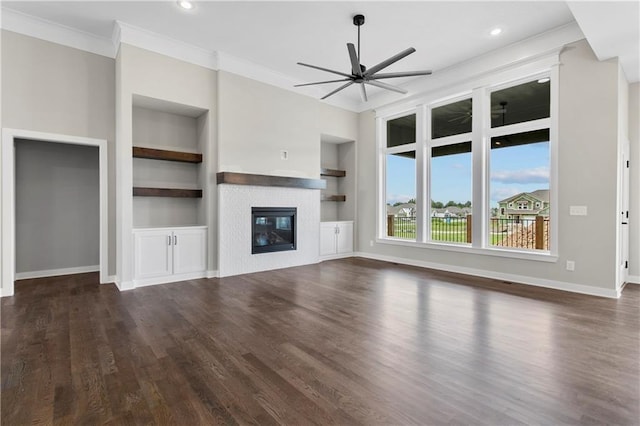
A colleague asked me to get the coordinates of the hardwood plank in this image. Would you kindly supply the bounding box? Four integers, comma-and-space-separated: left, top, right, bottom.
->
217, 171, 326, 190
2, 263, 639, 425
132, 146, 202, 163
132, 187, 202, 198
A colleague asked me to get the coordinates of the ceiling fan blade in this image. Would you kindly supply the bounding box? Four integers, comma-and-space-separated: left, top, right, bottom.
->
297, 62, 352, 78
321, 81, 355, 100
347, 43, 362, 77
369, 70, 432, 79
359, 83, 368, 102
364, 47, 416, 77
294, 78, 352, 87
365, 80, 407, 95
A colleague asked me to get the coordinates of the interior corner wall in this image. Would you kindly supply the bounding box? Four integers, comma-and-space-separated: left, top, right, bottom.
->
1, 30, 116, 276
356, 39, 621, 294
15, 139, 99, 274
629, 83, 640, 281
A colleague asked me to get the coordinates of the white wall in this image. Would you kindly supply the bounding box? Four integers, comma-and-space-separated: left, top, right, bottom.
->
629, 83, 640, 282
15, 139, 99, 274
356, 40, 622, 296
1, 30, 116, 275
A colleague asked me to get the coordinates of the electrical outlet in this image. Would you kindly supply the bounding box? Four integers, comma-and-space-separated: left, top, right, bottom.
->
280, 150, 288, 160
569, 206, 587, 216
566, 260, 575, 271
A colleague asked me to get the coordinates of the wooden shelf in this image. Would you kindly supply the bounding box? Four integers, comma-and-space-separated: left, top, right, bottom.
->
321, 168, 346, 177
133, 187, 203, 198
321, 194, 346, 202
217, 172, 326, 190
133, 146, 202, 163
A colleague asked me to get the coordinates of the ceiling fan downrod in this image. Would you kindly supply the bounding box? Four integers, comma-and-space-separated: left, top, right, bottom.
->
353, 14, 365, 69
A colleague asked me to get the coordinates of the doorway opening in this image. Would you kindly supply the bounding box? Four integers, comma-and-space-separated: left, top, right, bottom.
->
0, 129, 108, 297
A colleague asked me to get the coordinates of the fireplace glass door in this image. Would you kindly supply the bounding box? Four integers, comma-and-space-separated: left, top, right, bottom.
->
251, 207, 297, 254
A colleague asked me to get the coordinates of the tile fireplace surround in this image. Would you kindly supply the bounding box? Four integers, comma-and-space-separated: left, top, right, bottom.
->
217, 173, 323, 277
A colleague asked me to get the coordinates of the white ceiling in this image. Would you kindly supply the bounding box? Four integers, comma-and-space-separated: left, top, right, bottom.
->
2, 1, 638, 109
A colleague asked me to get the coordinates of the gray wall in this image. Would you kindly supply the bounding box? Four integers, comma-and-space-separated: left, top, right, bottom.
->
356, 39, 622, 293
15, 139, 99, 273
2, 30, 116, 276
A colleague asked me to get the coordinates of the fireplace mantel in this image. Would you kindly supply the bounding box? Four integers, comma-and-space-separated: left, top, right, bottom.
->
216, 172, 326, 190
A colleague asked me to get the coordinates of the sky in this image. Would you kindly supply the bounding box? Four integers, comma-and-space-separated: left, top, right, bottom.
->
386, 141, 549, 208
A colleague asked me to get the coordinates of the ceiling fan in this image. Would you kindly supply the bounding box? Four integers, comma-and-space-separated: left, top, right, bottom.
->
295, 14, 432, 102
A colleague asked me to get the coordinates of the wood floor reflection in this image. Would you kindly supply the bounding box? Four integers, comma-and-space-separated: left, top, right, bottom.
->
2, 258, 638, 424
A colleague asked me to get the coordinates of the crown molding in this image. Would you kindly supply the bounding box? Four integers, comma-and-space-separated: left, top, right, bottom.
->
113, 21, 217, 70
1, 7, 116, 58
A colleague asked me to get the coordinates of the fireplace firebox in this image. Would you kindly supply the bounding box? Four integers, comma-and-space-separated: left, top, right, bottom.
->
251, 207, 297, 254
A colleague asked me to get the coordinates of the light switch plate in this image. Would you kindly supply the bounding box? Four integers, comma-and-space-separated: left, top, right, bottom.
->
569, 205, 587, 216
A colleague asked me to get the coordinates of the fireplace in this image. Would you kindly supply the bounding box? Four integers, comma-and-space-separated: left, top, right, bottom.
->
251, 207, 297, 254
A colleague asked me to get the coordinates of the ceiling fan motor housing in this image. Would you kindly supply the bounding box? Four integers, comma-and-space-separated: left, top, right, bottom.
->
353, 14, 365, 26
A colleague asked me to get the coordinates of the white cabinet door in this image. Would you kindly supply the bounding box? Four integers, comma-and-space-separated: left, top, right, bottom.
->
173, 228, 207, 274
320, 222, 338, 256
336, 222, 354, 254
134, 230, 172, 279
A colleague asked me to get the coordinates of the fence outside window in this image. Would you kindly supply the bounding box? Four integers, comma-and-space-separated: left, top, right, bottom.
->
386, 215, 550, 250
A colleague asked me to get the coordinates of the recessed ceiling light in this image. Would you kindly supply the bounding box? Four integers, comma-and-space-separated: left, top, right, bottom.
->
178, 1, 194, 10
537, 77, 550, 84
490, 28, 502, 36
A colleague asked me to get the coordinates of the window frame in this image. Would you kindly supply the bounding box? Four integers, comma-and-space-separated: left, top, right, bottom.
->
426, 93, 474, 246
378, 108, 420, 242
377, 67, 559, 261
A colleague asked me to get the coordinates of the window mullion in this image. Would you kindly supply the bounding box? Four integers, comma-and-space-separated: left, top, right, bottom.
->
471, 87, 486, 248
420, 105, 430, 243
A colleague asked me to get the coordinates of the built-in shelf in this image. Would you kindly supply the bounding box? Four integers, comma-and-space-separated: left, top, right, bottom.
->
133, 187, 203, 198
217, 172, 326, 190
321, 168, 346, 177
321, 194, 346, 202
133, 146, 202, 163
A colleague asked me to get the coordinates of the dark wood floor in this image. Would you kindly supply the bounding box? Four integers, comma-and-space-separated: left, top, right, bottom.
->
2, 258, 639, 425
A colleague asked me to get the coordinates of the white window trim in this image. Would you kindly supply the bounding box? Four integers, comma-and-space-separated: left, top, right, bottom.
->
377, 61, 559, 261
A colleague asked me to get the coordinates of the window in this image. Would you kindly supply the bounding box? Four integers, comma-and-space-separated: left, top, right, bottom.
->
379, 72, 555, 257
384, 114, 417, 240
489, 78, 550, 251
429, 98, 473, 244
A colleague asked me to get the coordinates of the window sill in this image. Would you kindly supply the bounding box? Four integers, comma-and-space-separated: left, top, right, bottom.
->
376, 237, 558, 263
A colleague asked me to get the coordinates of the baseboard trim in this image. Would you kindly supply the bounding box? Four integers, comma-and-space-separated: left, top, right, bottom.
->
627, 275, 640, 285
319, 252, 355, 262
133, 271, 207, 288
102, 275, 117, 285
206, 270, 219, 278
353, 252, 619, 299
115, 280, 135, 291
15, 265, 100, 280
